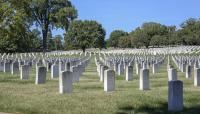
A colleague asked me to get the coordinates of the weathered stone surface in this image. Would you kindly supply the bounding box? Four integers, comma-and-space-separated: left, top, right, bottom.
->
194, 68, 200, 86
168, 80, 183, 112
65, 62, 71, 71
71, 66, 80, 82
104, 69, 115, 92
35, 66, 46, 84
186, 65, 192, 78
51, 64, 59, 79
4, 62, 11, 73
139, 69, 149, 90
168, 68, 177, 81
100, 66, 108, 82
126, 65, 133, 81
20, 65, 29, 80
59, 71, 73, 94
136, 63, 141, 75
118, 64, 124, 75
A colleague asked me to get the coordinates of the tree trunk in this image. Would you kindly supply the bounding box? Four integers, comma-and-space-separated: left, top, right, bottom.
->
42, 29, 47, 53
42, 0, 50, 53
82, 46, 86, 53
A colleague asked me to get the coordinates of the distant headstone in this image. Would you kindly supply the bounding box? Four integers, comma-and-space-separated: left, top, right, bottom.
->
181, 63, 186, 72
100, 66, 108, 82
20, 65, 29, 80
136, 63, 141, 75
186, 65, 192, 78
35, 66, 46, 84
59, 71, 73, 94
118, 64, 124, 75
152, 63, 157, 74
139, 69, 149, 90
65, 62, 71, 71
104, 69, 115, 92
114, 62, 118, 73
142, 62, 147, 69
194, 68, 200, 86
59, 61, 65, 76
168, 68, 177, 81
0, 61, 3, 72
51, 64, 59, 79
4, 62, 11, 73
126, 65, 133, 81
71, 66, 80, 82
11, 61, 19, 75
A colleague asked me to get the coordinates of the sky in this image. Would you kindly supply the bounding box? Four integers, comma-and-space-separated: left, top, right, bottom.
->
52, 0, 200, 39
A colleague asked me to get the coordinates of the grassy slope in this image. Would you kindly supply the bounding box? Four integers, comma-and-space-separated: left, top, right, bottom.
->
0, 56, 200, 114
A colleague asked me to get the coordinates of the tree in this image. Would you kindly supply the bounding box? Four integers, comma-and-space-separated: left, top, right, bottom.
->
0, 1, 41, 53
48, 38, 56, 51
167, 26, 177, 46
141, 22, 168, 48
107, 30, 128, 48
130, 22, 171, 48
150, 35, 165, 47
130, 27, 148, 48
54, 35, 63, 50
177, 18, 200, 45
64, 20, 106, 52
29, 29, 42, 52
13, 0, 77, 52
118, 35, 132, 48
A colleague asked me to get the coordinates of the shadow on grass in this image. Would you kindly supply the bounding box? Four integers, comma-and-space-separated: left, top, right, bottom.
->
116, 103, 200, 114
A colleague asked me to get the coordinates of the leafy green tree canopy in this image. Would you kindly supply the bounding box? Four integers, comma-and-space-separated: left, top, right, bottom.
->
107, 30, 128, 48
64, 20, 106, 52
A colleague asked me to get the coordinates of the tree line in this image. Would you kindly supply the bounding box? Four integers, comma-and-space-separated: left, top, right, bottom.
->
1, 0, 200, 53
106, 18, 200, 48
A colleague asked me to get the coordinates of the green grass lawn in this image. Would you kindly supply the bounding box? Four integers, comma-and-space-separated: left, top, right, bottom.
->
0, 57, 200, 114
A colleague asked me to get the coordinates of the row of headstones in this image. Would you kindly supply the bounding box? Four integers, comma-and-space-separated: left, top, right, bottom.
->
101, 54, 165, 68
0, 60, 25, 74
96, 55, 164, 76
167, 65, 200, 86
17, 58, 91, 94
0, 53, 87, 71
96, 62, 183, 112
50, 58, 87, 79
0, 46, 199, 59
96, 56, 186, 112
169, 55, 200, 86
22, 58, 90, 84
0, 57, 81, 75
0, 52, 84, 59
59, 58, 90, 93
97, 46, 200, 55
96, 58, 153, 90
172, 55, 200, 65
167, 63, 200, 111
172, 55, 200, 79
0, 57, 89, 83
100, 55, 165, 65
96, 58, 132, 81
